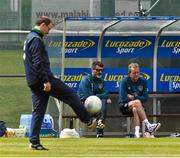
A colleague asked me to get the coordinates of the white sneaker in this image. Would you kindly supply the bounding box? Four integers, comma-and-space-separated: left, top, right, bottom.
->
134, 132, 140, 138
148, 123, 161, 133
96, 134, 104, 138
96, 120, 105, 129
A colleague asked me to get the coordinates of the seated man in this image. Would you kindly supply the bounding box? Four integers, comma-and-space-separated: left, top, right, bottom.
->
78, 61, 111, 138
118, 63, 161, 138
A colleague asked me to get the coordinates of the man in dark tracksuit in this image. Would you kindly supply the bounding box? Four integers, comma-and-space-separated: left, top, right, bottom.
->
118, 63, 161, 138
78, 61, 111, 138
23, 16, 97, 150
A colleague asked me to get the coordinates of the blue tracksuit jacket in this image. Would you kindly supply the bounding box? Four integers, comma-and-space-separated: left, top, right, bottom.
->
78, 74, 109, 102
118, 76, 148, 108
23, 28, 53, 86
23, 28, 92, 145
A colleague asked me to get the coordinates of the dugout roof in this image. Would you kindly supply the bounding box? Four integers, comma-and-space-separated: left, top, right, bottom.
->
54, 16, 180, 35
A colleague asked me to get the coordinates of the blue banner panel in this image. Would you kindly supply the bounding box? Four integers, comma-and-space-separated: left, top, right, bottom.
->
46, 35, 180, 58
158, 36, 180, 58
45, 36, 62, 58
64, 68, 153, 92
64, 36, 98, 58
157, 68, 180, 92
46, 36, 98, 58
64, 68, 91, 90
101, 36, 155, 58
104, 68, 153, 92
66, 16, 180, 21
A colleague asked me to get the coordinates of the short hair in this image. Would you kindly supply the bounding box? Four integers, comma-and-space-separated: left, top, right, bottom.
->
36, 16, 53, 26
128, 63, 139, 74
92, 61, 104, 69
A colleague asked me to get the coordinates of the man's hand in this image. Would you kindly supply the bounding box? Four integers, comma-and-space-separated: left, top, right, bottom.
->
43, 82, 51, 92
107, 98, 112, 104
127, 94, 134, 100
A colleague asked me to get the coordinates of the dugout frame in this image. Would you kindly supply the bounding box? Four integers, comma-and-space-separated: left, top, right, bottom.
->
60, 16, 180, 91
56, 16, 180, 135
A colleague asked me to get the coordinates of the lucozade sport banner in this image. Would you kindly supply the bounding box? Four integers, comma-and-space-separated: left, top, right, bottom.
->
158, 36, 180, 58
46, 36, 180, 58
101, 36, 154, 58
50, 67, 180, 93
62, 68, 180, 93
157, 68, 180, 92
59, 68, 153, 92
46, 35, 180, 92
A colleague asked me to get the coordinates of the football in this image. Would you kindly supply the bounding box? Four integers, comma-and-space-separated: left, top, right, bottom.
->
84, 96, 102, 114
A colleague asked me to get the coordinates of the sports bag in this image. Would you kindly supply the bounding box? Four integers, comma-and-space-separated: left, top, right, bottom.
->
0, 121, 7, 137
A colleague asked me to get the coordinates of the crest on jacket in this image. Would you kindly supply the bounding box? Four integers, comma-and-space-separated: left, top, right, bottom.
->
98, 83, 103, 89
138, 85, 144, 91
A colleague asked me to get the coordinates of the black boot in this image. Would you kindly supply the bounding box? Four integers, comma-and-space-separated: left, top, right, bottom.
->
96, 128, 104, 138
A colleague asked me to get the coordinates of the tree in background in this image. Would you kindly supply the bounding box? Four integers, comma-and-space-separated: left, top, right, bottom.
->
151, 0, 180, 16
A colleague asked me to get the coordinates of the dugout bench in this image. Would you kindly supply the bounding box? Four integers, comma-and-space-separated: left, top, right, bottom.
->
62, 92, 180, 137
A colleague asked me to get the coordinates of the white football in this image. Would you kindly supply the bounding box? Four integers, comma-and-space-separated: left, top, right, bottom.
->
84, 96, 102, 114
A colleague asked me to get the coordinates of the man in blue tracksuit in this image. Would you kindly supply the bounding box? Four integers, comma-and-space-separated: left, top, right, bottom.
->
78, 61, 111, 138
23, 16, 98, 150
118, 63, 161, 138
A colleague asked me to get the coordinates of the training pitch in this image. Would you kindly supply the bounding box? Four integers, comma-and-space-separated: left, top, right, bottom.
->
0, 137, 180, 157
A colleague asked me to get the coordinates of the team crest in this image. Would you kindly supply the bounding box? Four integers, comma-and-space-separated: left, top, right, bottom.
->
138, 85, 143, 91
98, 83, 103, 89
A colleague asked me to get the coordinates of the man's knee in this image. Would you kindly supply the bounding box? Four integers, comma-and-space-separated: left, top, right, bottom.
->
132, 107, 137, 113
132, 100, 144, 110
134, 99, 141, 105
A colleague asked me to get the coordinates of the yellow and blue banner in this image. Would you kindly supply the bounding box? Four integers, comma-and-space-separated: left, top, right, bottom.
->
47, 35, 180, 58
157, 68, 180, 92
102, 36, 154, 58
51, 67, 180, 92
62, 68, 153, 92
46, 35, 180, 92
158, 36, 180, 58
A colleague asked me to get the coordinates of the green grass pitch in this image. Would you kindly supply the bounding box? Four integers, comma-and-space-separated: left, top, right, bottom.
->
0, 137, 180, 157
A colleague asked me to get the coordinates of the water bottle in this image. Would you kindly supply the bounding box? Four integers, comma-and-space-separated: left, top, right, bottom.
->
20, 114, 32, 136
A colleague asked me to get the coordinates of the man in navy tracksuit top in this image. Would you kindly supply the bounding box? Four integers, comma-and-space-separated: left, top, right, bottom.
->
23, 16, 97, 150
78, 61, 111, 138
118, 63, 161, 138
